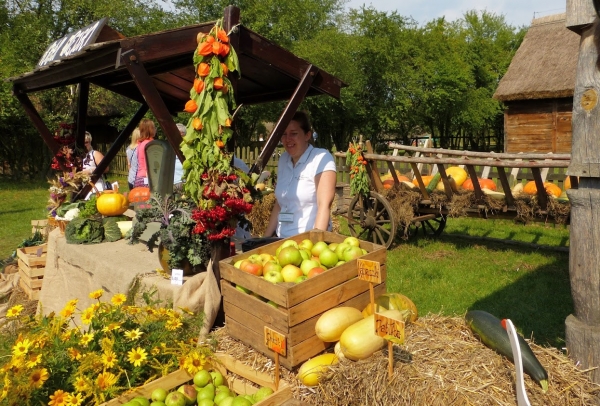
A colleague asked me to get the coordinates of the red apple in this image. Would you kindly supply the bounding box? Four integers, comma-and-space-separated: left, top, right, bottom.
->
300, 259, 321, 276
280, 264, 303, 282
307, 267, 326, 278
259, 253, 274, 264
240, 258, 263, 276
263, 260, 282, 274
311, 241, 329, 257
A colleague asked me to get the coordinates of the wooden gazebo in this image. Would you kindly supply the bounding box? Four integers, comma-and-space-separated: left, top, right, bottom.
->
8, 6, 345, 194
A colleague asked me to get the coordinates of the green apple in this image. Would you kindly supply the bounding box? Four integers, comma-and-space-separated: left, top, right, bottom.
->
300, 259, 321, 276
193, 370, 212, 388
151, 388, 168, 402
343, 236, 360, 247
335, 260, 346, 266
319, 248, 339, 268
280, 239, 299, 249
235, 285, 251, 295
165, 392, 187, 406
210, 371, 225, 387
197, 384, 215, 402
266, 300, 279, 308
218, 397, 234, 406
298, 239, 314, 251
311, 241, 329, 257
343, 245, 364, 262
197, 399, 214, 406
328, 242, 338, 251
233, 259, 244, 269
253, 387, 274, 402
134, 397, 151, 406
150, 402, 167, 406
231, 396, 252, 406
214, 391, 230, 405
263, 270, 284, 284
334, 243, 350, 259
299, 249, 310, 261
361, 248, 368, 255
294, 275, 308, 283
277, 246, 302, 267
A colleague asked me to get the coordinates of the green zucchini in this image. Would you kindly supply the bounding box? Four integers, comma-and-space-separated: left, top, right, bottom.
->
425, 172, 442, 193
465, 310, 548, 392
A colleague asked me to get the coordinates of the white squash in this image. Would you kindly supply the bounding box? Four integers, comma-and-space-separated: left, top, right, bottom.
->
297, 353, 339, 386
339, 309, 405, 361
315, 307, 363, 342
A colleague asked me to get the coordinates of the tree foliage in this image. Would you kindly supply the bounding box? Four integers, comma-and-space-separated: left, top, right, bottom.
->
0, 1, 524, 179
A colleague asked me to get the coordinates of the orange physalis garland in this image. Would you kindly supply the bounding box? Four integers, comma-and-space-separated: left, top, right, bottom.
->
346, 142, 370, 196
181, 19, 254, 241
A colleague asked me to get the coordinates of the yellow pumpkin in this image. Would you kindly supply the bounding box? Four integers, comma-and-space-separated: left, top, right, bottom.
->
96, 190, 129, 216
523, 181, 562, 198
297, 353, 339, 386
412, 175, 433, 188
437, 166, 468, 189
315, 307, 363, 342
361, 293, 418, 323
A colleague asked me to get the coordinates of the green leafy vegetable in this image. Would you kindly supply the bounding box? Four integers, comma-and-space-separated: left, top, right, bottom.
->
102, 217, 122, 242
65, 217, 104, 245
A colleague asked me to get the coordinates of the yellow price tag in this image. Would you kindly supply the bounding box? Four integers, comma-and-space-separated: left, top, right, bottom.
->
357, 259, 382, 283
264, 326, 287, 356
374, 312, 405, 345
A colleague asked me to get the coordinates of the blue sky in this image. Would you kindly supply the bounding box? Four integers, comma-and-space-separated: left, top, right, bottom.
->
344, 0, 567, 28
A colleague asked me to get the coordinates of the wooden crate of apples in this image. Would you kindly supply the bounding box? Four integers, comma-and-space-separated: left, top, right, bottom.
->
100, 353, 291, 406
219, 230, 386, 369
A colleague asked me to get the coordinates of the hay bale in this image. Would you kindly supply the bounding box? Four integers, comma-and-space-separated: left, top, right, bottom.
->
213, 315, 600, 405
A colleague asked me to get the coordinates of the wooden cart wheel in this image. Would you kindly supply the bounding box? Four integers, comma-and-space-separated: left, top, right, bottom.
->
406, 215, 447, 239
347, 191, 397, 248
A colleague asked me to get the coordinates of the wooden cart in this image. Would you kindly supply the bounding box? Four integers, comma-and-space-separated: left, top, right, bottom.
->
334, 141, 576, 248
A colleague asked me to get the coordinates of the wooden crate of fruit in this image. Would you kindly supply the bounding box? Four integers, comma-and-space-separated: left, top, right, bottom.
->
220, 230, 387, 369
16, 244, 47, 300
100, 352, 292, 405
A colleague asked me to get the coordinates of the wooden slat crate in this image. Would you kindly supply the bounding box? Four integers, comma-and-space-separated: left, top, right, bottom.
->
17, 244, 47, 300
220, 230, 387, 369
100, 353, 292, 406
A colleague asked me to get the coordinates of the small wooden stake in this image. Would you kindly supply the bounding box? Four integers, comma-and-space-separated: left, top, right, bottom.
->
369, 282, 375, 311
388, 341, 393, 380
274, 352, 280, 390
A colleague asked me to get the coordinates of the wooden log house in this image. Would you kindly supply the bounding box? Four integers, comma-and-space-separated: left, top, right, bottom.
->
494, 13, 580, 154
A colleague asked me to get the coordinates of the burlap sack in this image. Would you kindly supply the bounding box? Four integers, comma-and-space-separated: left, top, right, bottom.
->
174, 259, 221, 339
0, 272, 20, 319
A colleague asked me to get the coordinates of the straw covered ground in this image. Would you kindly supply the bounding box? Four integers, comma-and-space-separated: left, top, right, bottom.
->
213, 314, 600, 405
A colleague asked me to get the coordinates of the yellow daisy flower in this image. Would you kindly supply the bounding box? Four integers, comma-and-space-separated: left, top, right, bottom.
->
124, 305, 141, 314
127, 347, 148, 367
60, 305, 75, 319
79, 333, 94, 347
183, 351, 207, 375
26, 353, 42, 368
111, 293, 127, 306
101, 322, 122, 333
145, 307, 157, 316
12, 338, 32, 356
124, 329, 142, 341
151, 346, 161, 356
29, 368, 49, 388
101, 350, 118, 368
49, 389, 69, 406
81, 309, 94, 325
6, 304, 23, 318
88, 289, 104, 299
165, 318, 183, 331
67, 347, 82, 361
66, 299, 79, 308
73, 376, 88, 392
96, 371, 118, 390
66, 392, 83, 406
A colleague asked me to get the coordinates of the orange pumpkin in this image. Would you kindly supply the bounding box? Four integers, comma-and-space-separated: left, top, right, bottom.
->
462, 178, 497, 191
412, 175, 433, 188
523, 181, 562, 198
128, 187, 151, 203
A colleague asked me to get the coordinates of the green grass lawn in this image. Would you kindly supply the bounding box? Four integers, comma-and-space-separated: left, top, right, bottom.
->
1, 178, 572, 349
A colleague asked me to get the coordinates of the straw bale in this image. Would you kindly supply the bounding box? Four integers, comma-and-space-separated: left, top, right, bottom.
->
213, 315, 600, 405
247, 193, 276, 237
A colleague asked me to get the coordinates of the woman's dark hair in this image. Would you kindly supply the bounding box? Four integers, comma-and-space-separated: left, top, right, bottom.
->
292, 111, 312, 134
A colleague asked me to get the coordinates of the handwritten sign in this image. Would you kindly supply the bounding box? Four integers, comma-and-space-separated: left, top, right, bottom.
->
357, 259, 382, 283
264, 327, 287, 356
375, 312, 405, 345
37, 18, 107, 68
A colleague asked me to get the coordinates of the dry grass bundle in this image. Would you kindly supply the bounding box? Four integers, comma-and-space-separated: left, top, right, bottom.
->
428, 190, 449, 210
547, 198, 571, 225
212, 315, 600, 405
382, 187, 421, 236
514, 195, 538, 224
247, 193, 276, 237
448, 191, 478, 218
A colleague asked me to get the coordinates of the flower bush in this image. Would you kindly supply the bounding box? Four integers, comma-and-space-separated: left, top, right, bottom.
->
0, 290, 211, 406
47, 171, 92, 219
50, 123, 83, 172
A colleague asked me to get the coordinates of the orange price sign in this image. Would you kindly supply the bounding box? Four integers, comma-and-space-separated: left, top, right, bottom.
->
374, 312, 405, 345
357, 259, 382, 284
264, 326, 287, 357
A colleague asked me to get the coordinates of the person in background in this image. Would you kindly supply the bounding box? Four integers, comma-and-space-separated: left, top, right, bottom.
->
264, 111, 336, 238
127, 128, 141, 190
82, 131, 109, 198
134, 118, 156, 187
174, 124, 186, 185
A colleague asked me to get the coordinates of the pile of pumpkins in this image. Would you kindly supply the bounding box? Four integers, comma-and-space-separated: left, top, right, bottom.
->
380, 167, 571, 199
297, 292, 417, 387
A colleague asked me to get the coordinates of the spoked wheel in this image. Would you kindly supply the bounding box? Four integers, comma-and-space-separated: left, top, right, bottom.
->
347, 191, 397, 248
405, 215, 447, 239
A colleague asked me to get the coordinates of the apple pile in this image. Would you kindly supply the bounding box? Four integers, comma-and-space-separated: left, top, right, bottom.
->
233, 236, 367, 288
120, 369, 274, 406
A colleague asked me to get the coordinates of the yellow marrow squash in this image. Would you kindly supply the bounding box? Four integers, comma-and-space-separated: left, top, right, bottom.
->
297, 353, 338, 386
315, 307, 363, 342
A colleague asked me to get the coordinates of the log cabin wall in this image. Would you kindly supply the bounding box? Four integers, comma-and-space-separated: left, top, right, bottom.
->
504, 97, 573, 153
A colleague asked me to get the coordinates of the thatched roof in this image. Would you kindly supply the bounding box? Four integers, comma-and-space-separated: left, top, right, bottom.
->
494, 13, 580, 102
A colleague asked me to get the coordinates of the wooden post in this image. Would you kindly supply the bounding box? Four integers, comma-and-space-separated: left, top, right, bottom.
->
565, 18, 600, 384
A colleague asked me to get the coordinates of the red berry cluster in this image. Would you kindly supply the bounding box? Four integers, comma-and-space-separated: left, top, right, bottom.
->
191, 172, 253, 241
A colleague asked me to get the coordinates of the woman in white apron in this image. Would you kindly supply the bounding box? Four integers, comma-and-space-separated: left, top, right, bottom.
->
82, 131, 110, 199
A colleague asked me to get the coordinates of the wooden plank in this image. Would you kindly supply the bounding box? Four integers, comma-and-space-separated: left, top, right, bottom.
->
531, 167, 548, 210
496, 166, 514, 206
465, 164, 483, 200
410, 162, 429, 199
18, 268, 44, 289
387, 143, 571, 161
19, 278, 40, 300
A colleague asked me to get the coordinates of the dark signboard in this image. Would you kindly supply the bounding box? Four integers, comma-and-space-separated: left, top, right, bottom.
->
37, 18, 107, 68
